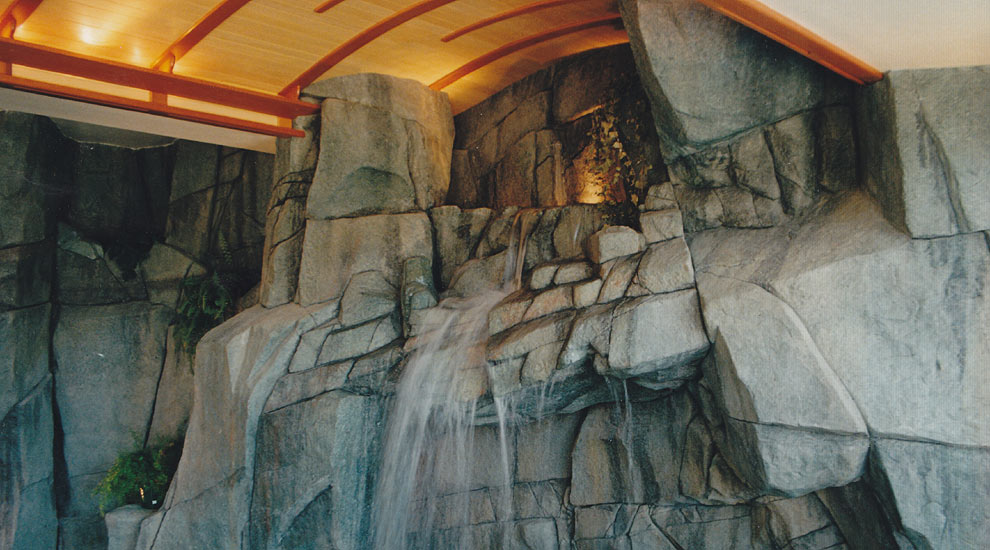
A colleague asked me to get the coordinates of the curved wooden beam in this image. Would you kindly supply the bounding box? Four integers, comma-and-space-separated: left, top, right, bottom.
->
0, 0, 43, 37
280, 0, 459, 97
695, 0, 882, 84
0, 73, 303, 137
0, 37, 317, 118
441, 0, 588, 43
431, 14, 623, 91
314, 0, 347, 14
151, 0, 253, 71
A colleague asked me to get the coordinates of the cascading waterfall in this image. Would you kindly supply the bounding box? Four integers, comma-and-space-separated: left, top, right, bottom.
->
372, 212, 536, 549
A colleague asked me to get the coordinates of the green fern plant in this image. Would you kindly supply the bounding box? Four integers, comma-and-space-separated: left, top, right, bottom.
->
92, 437, 182, 514
174, 271, 234, 352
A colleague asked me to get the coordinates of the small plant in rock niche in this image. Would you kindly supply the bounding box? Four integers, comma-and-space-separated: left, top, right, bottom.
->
92, 436, 182, 514
174, 270, 235, 353
585, 95, 655, 227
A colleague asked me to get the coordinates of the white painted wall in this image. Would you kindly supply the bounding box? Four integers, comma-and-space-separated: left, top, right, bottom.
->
762, 0, 990, 70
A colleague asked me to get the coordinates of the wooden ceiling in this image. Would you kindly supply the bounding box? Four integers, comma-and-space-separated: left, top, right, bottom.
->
0, 0, 886, 141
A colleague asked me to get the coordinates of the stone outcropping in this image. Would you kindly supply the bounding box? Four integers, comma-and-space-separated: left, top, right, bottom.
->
856, 66, 990, 238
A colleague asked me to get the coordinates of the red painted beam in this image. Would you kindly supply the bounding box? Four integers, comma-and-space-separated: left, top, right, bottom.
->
151, 0, 253, 71
281, 0, 460, 96
431, 14, 624, 90
0, 0, 43, 37
314, 0, 347, 14
0, 37, 318, 118
695, 0, 882, 84
441, 0, 588, 42
0, 73, 304, 137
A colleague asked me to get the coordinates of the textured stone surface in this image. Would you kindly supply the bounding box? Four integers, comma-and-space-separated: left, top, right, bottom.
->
306, 74, 453, 219
605, 290, 708, 388
873, 438, 990, 550
690, 192, 989, 543
587, 226, 646, 264
106, 505, 154, 550
857, 66, 990, 237
0, 112, 60, 249
147, 328, 195, 442
618, 0, 845, 155
639, 208, 683, 243
571, 392, 695, 505
250, 391, 384, 550
297, 212, 433, 305
430, 205, 493, 289
634, 237, 694, 294
0, 379, 57, 550
0, 242, 52, 310
141, 304, 317, 549
54, 303, 171, 548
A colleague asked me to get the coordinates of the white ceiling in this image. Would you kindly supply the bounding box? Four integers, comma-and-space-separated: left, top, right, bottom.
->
761, 0, 990, 70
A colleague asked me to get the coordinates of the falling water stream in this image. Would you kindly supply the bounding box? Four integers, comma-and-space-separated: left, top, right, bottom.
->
372, 212, 536, 549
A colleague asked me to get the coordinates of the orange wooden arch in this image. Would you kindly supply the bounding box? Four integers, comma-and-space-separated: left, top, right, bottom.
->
431, 14, 624, 90
314, 0, 347, 14
280, 0, 460, 97
441, 0, 588, 42
151, 0, 253, 71
0, 37, 317, 118
0, 73, 303, 137
696, 0, 881, 84
0, 0, 42, 37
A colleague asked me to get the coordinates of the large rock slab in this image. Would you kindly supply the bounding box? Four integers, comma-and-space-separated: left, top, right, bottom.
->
140, 304, 319, 550
0, 304, 50, 419
857, 66, 990, 237
297, 212, 433, 305
305, 74, 454, 219
0, 378, 57, 550
249, 390, 384, 550
0, 112, 60, 249
696, 273, 869, 494
618, 0, 845, 156
605, 290, 709, 389
571, 391, 696, 505
0, 242, 52, 310
54, 303, 171, 520
872, 438, 990, 550
689, 192, 990, 541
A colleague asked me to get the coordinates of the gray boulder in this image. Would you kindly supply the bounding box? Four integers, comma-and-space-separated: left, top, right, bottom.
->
249, 391, 385, 550
297, 212, 433, 306
305, 74, 454, 219
604, 290, 708, 389
587, 226, 645, 264
618, 0, 845, 156
857, 66, 990, 237
429, 205, 493, 289
106, 505, 154, 550
689, 191, 989, 544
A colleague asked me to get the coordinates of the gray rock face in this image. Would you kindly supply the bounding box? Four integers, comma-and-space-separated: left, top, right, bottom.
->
571, 392, 696, 505
297, 212, 433, 305
587, 226, 646, 264
0, 242, 52, 310
606, 290, 708, 389
0, 112, 61, 249
0, 378, 57, 550
250, 391, 384, 550
105, 505, 154, 550
306, 74, 454, 219
54, 303, 171, 521
690, 192, 990, 545
618, 0, 846, 155
0, 305, 51, 419
143, 304, 318, 550
856, 66, 990, 237
429, 205, 493, 289
873, 439, 990, 550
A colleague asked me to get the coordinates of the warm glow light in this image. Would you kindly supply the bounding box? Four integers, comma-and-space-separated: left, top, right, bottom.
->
577, 175, 605, 204
78, 25, 104, 46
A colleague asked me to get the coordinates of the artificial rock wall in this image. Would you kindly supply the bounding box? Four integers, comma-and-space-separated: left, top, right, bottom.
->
0, 114, 273, 550
134, 13, 987, 550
